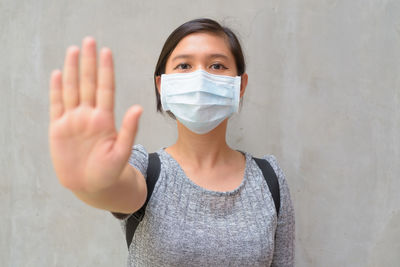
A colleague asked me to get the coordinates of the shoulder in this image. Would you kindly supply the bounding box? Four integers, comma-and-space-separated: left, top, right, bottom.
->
256, 154, 291, 200
128, 144, 148, 163
260, 154, 285, 182
259, 154, 294, 218
128, 144, 149, 179
130, 144, 148, 155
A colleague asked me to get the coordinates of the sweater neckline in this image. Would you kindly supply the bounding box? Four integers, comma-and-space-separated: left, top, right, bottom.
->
159, 147, 249, 196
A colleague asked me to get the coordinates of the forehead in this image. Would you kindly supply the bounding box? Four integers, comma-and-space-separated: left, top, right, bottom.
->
168, 32, 234, 60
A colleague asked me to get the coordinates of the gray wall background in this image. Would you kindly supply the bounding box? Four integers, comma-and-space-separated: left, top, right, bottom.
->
1, 0, 399, 266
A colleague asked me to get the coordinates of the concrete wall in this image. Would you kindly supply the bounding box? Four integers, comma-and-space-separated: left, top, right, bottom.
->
1, 0, 399, 266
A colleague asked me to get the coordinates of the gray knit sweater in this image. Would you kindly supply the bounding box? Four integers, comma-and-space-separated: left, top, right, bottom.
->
114, 144, 295, 266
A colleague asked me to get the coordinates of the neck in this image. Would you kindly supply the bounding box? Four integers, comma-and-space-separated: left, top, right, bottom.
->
167, 119, 233, 168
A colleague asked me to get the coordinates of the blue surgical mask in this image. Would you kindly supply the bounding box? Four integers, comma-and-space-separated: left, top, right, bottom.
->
161, 69, 241, 134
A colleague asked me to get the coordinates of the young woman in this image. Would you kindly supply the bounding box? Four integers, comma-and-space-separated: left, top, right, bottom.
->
49, 18, 295, 266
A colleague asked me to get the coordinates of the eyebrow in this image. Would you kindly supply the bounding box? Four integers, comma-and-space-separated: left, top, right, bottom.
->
171, 53, 229, 61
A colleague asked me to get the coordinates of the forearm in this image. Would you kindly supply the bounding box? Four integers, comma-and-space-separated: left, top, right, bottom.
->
72, 163, 147, 214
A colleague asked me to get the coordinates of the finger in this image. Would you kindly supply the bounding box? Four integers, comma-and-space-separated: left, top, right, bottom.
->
114, 105, 143, 159
49, 70, 64, 121
80, 37, 97, 106
97, 48, 114, 111
62, 46, 80, 110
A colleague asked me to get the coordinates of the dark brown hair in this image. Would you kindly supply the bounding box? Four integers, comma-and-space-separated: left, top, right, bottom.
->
154, 18, 246, 114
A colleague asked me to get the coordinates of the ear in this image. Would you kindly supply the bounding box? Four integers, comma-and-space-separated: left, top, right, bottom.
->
240, 73, 248, 98
156, 76, 161, 94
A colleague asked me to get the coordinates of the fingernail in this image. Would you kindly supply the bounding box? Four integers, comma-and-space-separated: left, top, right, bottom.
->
68, 46, 79, 54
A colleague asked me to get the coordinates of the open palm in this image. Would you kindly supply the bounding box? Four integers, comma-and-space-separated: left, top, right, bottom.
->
49, 37, 142, 193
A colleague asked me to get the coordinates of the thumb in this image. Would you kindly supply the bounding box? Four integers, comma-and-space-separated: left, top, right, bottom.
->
114, 105, 143, 159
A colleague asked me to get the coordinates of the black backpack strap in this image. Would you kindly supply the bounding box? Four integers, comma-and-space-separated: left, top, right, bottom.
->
253, 157, 281, 217
125, 152, 161, 249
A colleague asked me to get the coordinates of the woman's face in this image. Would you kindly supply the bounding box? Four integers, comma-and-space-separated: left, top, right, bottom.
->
157, 32, 247, 95
165, 32, 237, 76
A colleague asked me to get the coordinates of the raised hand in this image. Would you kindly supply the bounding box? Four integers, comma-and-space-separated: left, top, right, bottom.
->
49, 37, 142, 193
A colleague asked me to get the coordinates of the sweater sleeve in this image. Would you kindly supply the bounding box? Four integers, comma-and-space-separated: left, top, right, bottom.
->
111, 144, 149, 220
263, 155, 295, 267
127, 144, 149, 179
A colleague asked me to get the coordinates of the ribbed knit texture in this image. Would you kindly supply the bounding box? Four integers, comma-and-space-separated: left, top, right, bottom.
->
114, 144, 295, 267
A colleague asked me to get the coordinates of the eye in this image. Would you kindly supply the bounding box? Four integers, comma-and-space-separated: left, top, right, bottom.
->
174, 63, 191, 70
210, 63, 227, 70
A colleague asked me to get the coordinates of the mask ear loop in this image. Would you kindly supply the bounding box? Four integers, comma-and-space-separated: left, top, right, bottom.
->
233, 76, 241, 113
160, 74, 170, 111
